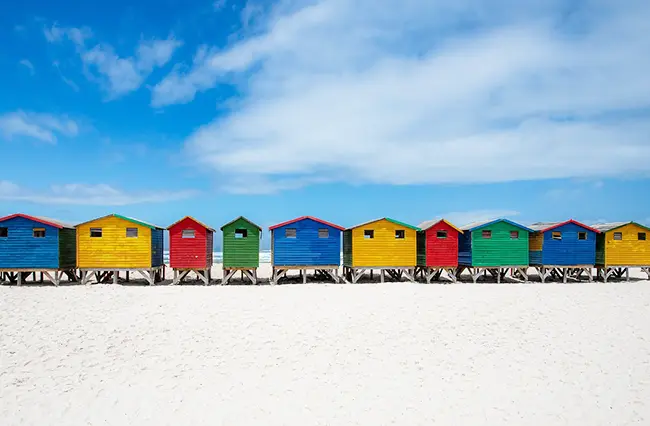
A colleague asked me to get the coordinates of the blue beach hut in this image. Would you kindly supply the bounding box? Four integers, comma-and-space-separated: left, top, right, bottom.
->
269, 216, 343, 284
0, 213, 77, 285
528, 220, 600, 282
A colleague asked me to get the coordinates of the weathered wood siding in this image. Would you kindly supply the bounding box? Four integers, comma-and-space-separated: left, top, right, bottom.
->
539, 223, 596, 265
206, 230, 214, 265
416, 231, 426, 266
528, 232, 544, 265
272, 218, 341, 266
600, 223, 650, 266
343, 230, 353, 266
349, 219, 416, 267
169, 217, 209, 269
0, 216, 60, 268
423, 222, 459, 267
151, 228, 164, 268
458, 232, 472, 265
58, 228, 77, 269
222, 217, 259, 268
469, 221, 529, 267
77, 216, 152, 268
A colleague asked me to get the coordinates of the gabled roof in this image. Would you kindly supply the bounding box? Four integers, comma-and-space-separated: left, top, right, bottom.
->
417, 218, 462, 233
75, 214, 163, 230
167, 216, 215, 232
591, 221, 650, 233
347, 217, 420, 231
0, 213, 74, 229
269, 216, 344, 231
528, 219, 601, 234
221, 216, 261, 231
461, 218, 533, 233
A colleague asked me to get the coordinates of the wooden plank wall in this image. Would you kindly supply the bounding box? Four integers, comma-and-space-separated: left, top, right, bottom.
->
222, 218, 259, 268
0, 216, 60, 269
272, 218, 341, 266
77, 216, 152, 268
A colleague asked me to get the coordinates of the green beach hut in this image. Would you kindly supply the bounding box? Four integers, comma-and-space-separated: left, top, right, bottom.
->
458, 218, 532, 283
221, 216, 261, 284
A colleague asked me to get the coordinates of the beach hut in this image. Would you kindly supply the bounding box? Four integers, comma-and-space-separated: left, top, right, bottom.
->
458, 218, 532, 283
528, 220, 600, 283
269, 216, 343, 284
343, 218, 419, 283
167, 216, 215, 285
415, 219, 462, 283
591, 222, 650, 282
76, 214, 164, 285
221, 216, 261, 285
0, 213, 77, 285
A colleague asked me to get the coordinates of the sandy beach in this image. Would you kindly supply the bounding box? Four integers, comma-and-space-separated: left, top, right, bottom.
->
3, 274, 650, 425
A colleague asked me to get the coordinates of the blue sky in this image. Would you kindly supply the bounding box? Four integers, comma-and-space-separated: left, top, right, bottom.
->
1, 0, 649, 248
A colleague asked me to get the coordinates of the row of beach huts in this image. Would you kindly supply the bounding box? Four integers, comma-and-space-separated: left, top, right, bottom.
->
1, 213, 649, 286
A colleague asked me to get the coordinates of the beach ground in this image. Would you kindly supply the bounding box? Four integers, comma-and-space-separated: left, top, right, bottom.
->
2, 272, 650, 425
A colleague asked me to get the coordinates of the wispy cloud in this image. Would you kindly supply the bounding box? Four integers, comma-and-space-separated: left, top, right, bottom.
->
0, 181, 199, 206
52, 61, 80, 92
19, 59, 35, 75
0, 111, 79, 144
44, 23, 181, 99
153, 0, 650, 193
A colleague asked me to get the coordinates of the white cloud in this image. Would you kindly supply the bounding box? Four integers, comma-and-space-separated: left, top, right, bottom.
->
153, 0, 650, 193
44, 23, 181, 99
19, 59, 35, 75
0, 181, 199, 206
0, 111, 79, 144
44, 23, 93, 45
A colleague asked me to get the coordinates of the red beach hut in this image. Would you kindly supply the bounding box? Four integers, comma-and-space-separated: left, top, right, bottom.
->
167, 216, 215, 285
416, 218, 462, 283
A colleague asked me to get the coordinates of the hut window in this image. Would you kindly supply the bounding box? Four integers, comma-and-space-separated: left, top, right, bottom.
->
33, 228, 46, 238
613, 232, 623, 240
437, 230, 447, 239
510, 231, 519, 240
318, 229, 329, 238
235, 229, 247, 239
639, 233, 647, 241
578, 232, 588, 240
482, 230, 492, 239
364, 230, 374, 239
182, 229, 196, 238
552, 232, 562, 240
0, 227, 7, 238
395, 230, 405, 239
126, 228, 138, 238
285, 228, 297, 238
90, 228, 102, 238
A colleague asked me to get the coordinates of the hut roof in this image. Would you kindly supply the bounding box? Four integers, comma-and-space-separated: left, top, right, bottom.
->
417, 218, 462, 233
0, 213, 74, 229
269, 216, 344, 231
528, 220, 601, 233
221, 216, 261, 231
347, 217, 420, 231
167, 216, 215, 232
461, 218, 533, 233
591, 221, 650, 233
75, 214, 163, 230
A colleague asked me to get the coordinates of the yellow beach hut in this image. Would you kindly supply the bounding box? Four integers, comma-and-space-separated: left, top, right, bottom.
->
76, 214, 164, 285
343, 218, 419, 283
592, 221, 650, 281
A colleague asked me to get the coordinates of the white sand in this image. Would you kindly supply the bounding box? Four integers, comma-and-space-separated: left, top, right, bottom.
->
2, 278, 650, 425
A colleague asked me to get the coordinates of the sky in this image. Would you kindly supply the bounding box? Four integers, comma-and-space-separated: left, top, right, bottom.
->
1, 0, 650, 249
